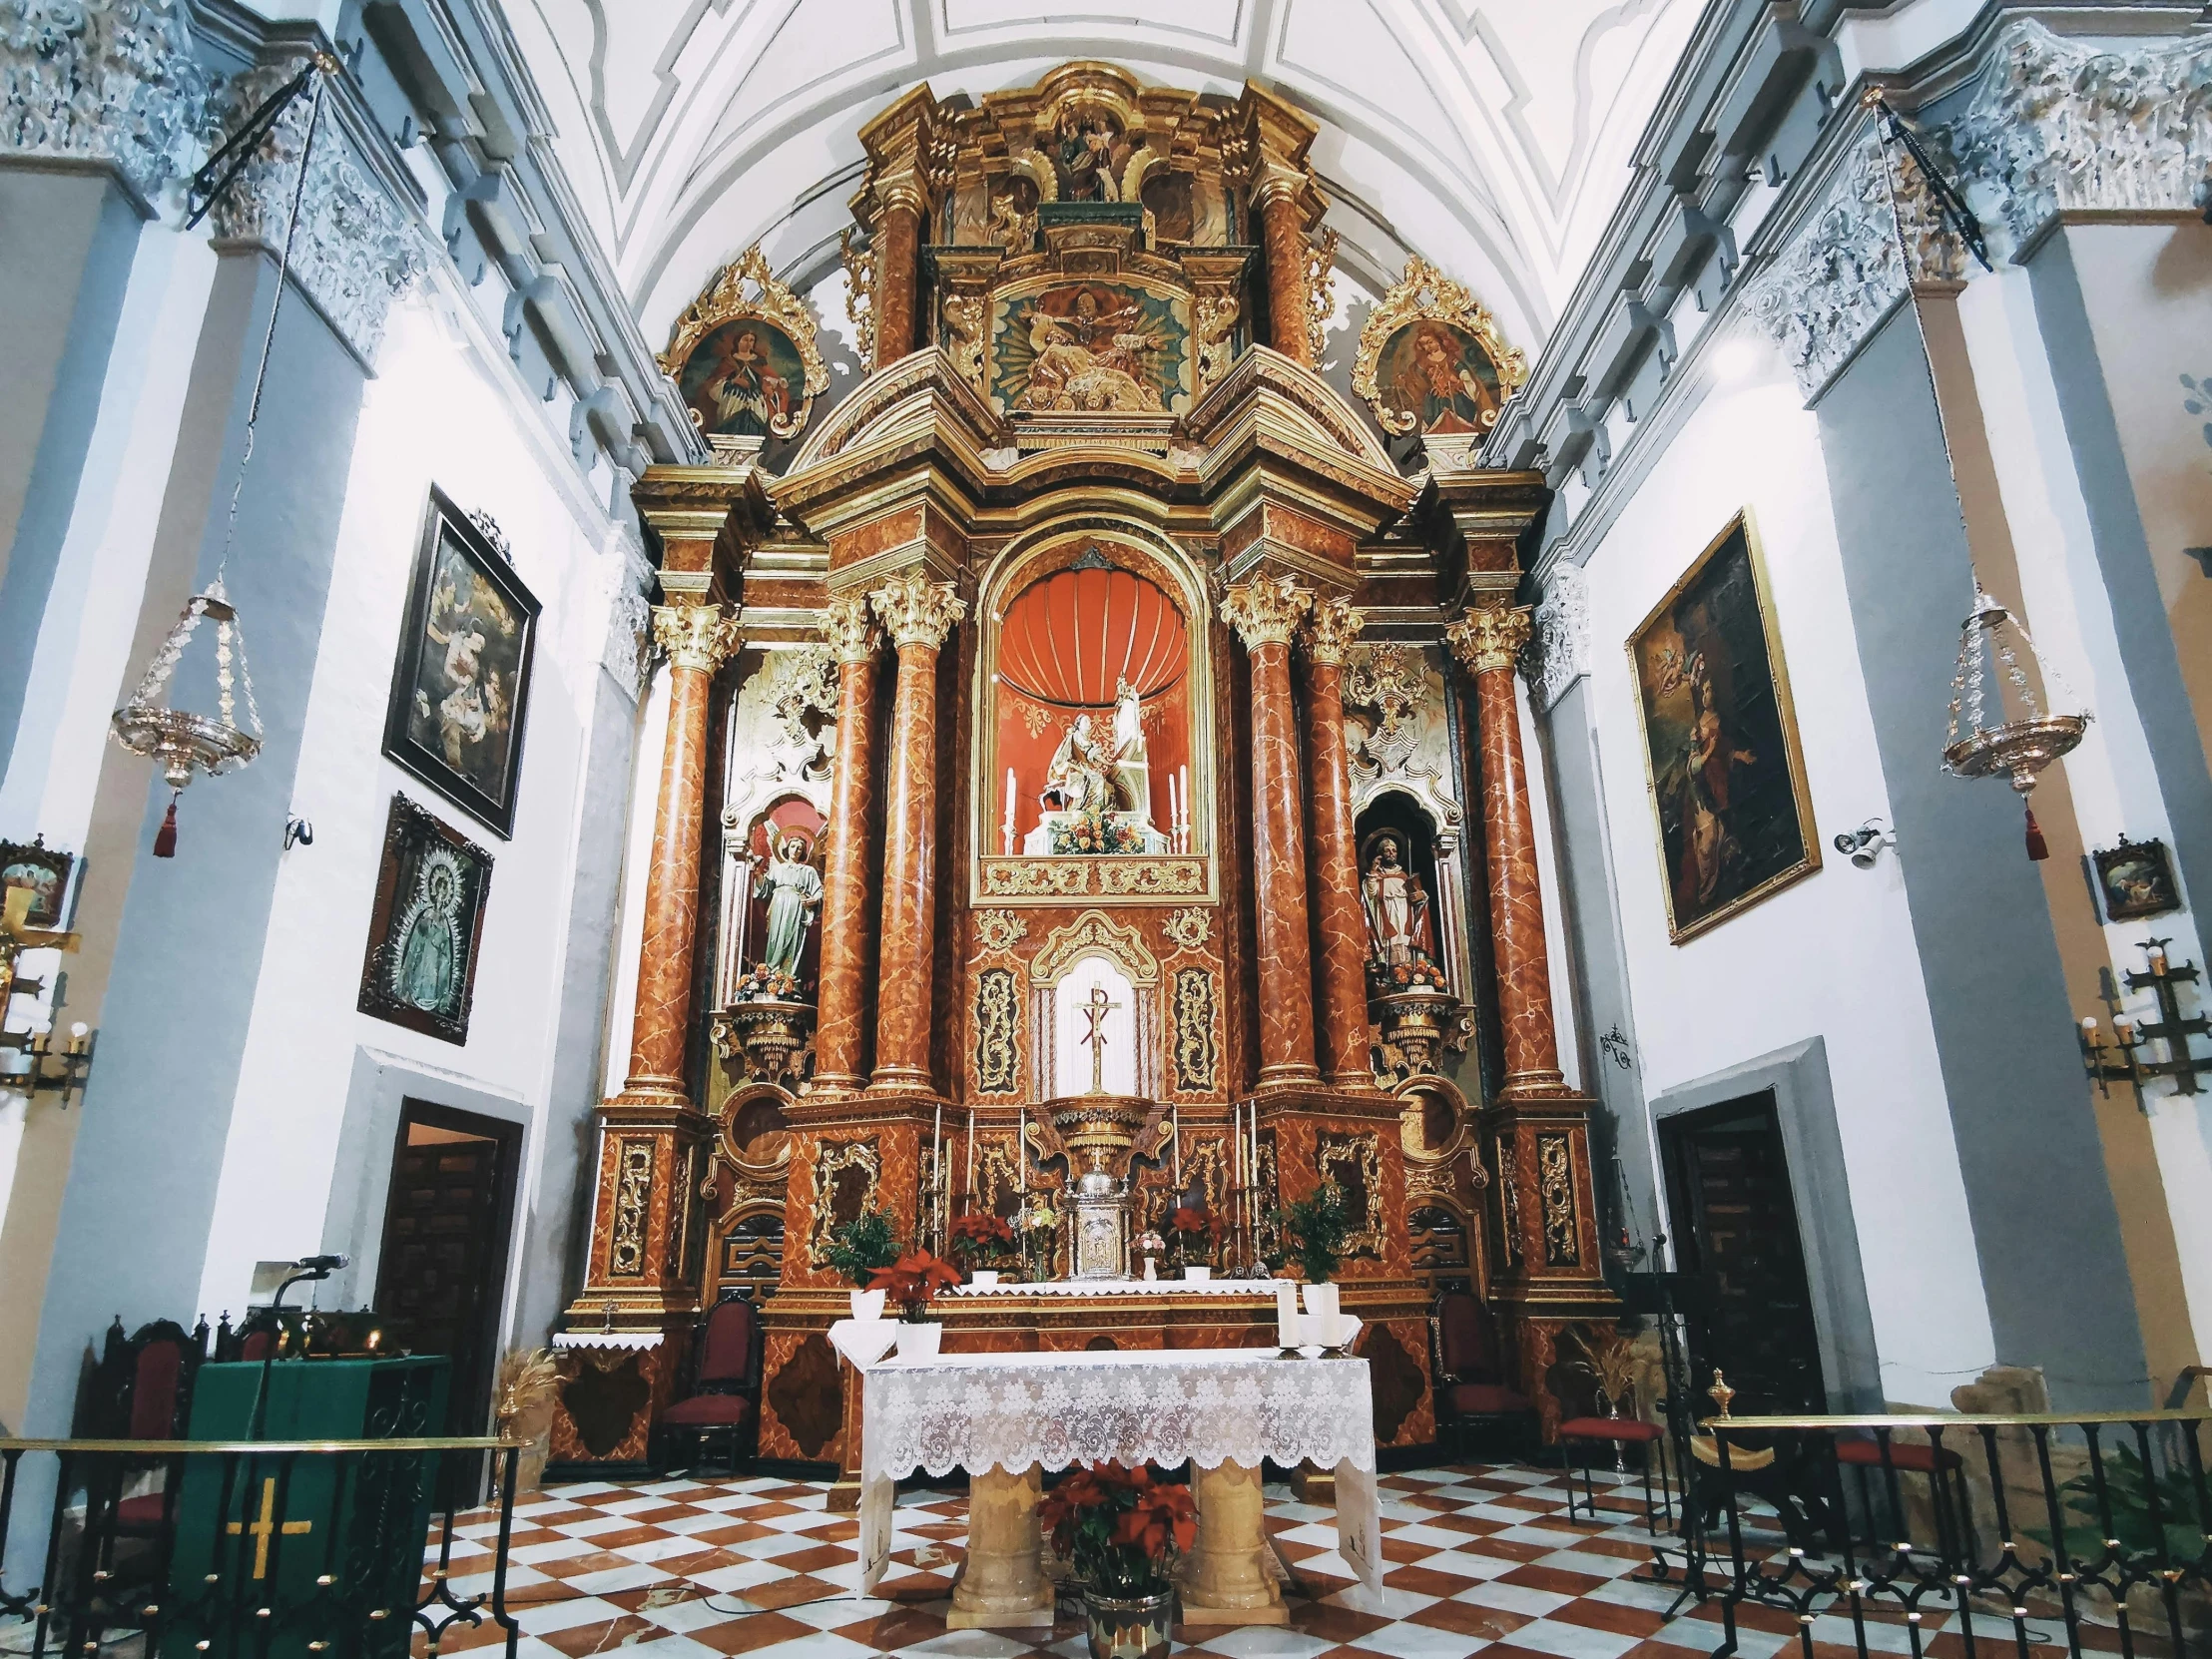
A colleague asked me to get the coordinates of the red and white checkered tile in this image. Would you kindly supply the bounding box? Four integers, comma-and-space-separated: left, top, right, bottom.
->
416, 1461, 2102, 1659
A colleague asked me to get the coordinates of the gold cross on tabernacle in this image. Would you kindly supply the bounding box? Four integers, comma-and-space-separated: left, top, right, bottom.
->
226, 1476, 312, 1578
1079, 982, 1121, 1095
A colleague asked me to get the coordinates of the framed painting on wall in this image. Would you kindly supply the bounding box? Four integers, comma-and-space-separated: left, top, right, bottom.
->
0, 835, 74, 929
1628, 511, 1821, 943
381, 486, 540, 837
2091, 836, 2182, 920
357, 794, 493, 1045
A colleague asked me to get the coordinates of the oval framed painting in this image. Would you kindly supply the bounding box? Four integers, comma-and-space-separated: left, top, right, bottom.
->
658, 245, 829, 443
1354, 256, 1528, 439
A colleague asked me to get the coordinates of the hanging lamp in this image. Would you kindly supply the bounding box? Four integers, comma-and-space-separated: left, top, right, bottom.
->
110, 55, 336, 856
1941, 583, 2087, 860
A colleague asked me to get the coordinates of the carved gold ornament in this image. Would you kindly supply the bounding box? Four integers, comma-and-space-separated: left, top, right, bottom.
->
1163, 906, 1212, 952
868, 570, 967, 651
839, 231, 876, 366
1300, 596, 1364, 666
1352, 255, 1528, 437
1219, 575, 1313, 650
653, 604, 743, 676
1444, 603, 1531, 679
658, 244, 830, 441
820, 591, 882, 664
1306, 229, 1339, 366
974, 909, 1029, 954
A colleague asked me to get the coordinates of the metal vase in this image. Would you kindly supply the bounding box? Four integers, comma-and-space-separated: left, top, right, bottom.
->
1083, 1586, 1173, 1659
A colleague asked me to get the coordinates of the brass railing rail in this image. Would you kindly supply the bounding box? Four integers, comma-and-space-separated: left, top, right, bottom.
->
1706, 1409, 2212, 1429
0, 1436, 519, 1454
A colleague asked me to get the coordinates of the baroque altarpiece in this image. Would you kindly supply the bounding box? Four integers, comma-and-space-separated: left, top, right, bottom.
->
548, 64, 1613, 1478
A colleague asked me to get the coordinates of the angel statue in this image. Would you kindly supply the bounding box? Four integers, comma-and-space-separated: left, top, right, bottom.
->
753, 832, 823, 977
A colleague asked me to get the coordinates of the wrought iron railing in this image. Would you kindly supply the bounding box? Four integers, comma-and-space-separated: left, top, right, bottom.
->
0, 1436, 521, 1658
1662, 1409, 2212, 1658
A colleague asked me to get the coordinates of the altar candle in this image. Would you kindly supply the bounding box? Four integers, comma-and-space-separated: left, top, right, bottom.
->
1276, 1282, 1299, 1343
1171, 1102, 1181, 1185
1004, 769, 1017, 853
1179, 765, 1190, 835
966, 1107, 977, 1207
932, 1101, 943, 1249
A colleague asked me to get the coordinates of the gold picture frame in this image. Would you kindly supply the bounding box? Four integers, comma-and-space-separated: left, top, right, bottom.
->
1352, 255, 1528, 438
1626, 509, 1820, 943
658, 245, 830, 443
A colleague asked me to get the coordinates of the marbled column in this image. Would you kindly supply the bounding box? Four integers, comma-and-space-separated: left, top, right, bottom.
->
812, 593, 882, 1093
1253, 164, 1315, 368
1446, 603, 1564, 1094
871, 177, 924, 370
1300, 598, 1377, 1091
1223, 576, 1320, 1088
622, 604, 744, 1099
868, 570, 966, 1091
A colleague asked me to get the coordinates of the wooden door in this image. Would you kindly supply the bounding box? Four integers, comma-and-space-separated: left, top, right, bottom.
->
1659, 1093, 1825, 1414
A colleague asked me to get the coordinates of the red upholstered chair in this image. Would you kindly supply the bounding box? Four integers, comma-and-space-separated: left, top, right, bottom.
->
1559, 1404, 1671, 1533
1834, 1430, 1974, 1561
83, 1319, 208, 1539
659, 1296, 760, 1475
1430, 1292, 1537, 1462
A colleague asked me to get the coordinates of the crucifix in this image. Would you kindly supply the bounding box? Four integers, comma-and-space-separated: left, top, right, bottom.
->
226, 1475, 313, 1578
1079, 982, 1122, 1095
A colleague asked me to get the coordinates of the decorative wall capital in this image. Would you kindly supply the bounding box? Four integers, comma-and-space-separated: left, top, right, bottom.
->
1220, 575, 1313, 651
821, 590, 882, 665
652, 603, 742, 676
1299, 595, 1364, 667
206, 54, 425, 364
1445, 602, 1532, 678
867, 569, 965, 652
1525, 566, 1589, 712
0, 0, 204, 205
1945, 20, 2212, 254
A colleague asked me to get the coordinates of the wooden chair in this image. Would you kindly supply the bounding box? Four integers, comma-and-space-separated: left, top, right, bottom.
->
77, 1319, 209, 1548
1557, 1372, 1671, 1534
1429, 1291, 1537, 1463
658, 1296, 761, 1476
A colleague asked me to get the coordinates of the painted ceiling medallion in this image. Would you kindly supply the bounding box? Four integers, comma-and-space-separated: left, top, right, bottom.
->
658, 245, 830, 443
1352, 256, 1527, 439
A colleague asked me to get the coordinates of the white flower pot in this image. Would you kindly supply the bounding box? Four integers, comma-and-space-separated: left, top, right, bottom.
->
849, 1289, 886, 1322
896, 1322, 943, 1362
1183, 1266, 1211, 1283
970, 1271, 999, 1288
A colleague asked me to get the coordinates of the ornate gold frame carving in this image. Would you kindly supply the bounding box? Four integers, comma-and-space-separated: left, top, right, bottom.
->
1029, 908, 1160, 986
1316, 1130, 1385, 1260
657, 245, 830, 440
1352, 255, 1528, 437
805, 1138, 882, 1267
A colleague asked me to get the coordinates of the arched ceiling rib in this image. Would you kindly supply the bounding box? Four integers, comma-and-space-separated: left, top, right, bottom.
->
502, 0, 1701, 358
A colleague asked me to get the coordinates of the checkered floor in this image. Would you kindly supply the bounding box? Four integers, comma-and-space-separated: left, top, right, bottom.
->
418, 1463, 2140, 1659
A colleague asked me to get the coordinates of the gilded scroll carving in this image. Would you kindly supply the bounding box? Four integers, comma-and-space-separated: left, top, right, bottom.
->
610, 1138, 654, 1277
1316, 1130, 1384, 1260
1171, 966, 1218, 1093
975, 967, 1020, 1093
1538, 1132, 1580, 1268
806, 1139, 882, 1267
1496, 1134, 1522, 1268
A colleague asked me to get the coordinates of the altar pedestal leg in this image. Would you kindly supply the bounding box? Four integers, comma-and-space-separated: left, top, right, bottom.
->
1178, 1459, 1288, 1626
948, 1462, 1054, 1629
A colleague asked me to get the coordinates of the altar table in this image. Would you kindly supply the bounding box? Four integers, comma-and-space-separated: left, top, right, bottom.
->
845, 1346, 1382, 1629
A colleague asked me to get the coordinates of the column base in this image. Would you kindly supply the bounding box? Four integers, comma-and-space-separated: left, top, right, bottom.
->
1178, 1460, 1289, 1626
946, 1464, 1055, 1629
1250, 1068, 1324, 1093
866, 1067, 935, 1094
1324, 1070, 1387, 1095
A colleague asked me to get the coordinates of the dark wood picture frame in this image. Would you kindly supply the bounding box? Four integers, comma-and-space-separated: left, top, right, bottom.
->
2091, 835, 2182, 921
381, 487, 540, 838
357, 794, 494, 1045
0, 835, 75, 929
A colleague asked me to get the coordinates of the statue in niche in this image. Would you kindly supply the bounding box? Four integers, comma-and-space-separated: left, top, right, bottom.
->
1040, 713, 1118, 815
753, 832, 823, 978
1051, 105, 1130, 202
1361, 832, 1434, 968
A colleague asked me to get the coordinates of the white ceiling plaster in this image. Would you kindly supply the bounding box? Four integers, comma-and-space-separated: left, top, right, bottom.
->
487, 0, 1701, 358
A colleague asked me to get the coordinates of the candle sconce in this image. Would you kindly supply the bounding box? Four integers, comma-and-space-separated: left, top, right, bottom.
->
0, 1022, 97, 1106
2077, 938, 2212, 1099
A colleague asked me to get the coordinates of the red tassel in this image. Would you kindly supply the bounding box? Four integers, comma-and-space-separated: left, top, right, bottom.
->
153, 793, 179, 858
2024, 804, 2049, 861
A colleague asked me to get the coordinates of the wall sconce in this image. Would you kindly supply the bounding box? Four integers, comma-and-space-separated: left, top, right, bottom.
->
0, 1023, 96, 1108
1833, 819, 1894, 868
2078, 938, 2212, 1099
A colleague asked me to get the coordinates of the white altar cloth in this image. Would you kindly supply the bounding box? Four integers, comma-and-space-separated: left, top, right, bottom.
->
849, 1349, 1382, 1595
946, 1277, 1290, 1298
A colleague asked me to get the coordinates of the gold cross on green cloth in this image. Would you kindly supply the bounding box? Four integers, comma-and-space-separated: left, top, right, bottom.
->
225, 1476, 312, 1578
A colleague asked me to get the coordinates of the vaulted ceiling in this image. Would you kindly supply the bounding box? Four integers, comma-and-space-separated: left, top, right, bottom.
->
497, 0, 1702, 363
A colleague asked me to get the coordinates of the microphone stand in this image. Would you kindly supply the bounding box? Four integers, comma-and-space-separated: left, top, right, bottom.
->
246, 1259, 341, 1440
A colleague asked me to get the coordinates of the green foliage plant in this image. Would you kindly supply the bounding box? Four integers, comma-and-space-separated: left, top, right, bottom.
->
825, 1210, 900, 1288
1273, 1181, 1351, 1284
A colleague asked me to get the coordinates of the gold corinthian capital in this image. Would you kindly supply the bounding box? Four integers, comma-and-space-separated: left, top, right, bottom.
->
868, 569, 967, 651
1444, 602, 1533, 678
820, 590, 882, 664
1220, 575, 1314, 650
652, 603, 743, 675
1300, 595, 1364, 666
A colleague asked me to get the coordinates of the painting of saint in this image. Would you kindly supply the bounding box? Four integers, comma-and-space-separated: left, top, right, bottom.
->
674, 319, 808, 440
1377, 319, 1503, 435
2093, 837, 2182, 920
0, 837, 71, 929
383, 489, 540, 838
1629, 514, 1818, 942
989, 280, 1191, 415
358, 795, 492, 1044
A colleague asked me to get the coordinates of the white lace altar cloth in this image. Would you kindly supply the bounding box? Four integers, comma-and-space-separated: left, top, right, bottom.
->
946, 1278, 1289, 1298
852, 1350, 1382, 1594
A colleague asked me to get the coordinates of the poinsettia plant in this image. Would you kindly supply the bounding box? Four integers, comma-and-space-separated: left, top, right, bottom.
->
947, 1211, 1017, 1272
1039, 1462, 1196, 1596
865, 1250, 962, 1322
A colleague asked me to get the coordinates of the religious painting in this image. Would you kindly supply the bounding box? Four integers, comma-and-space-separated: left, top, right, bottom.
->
381, 488, 540, 838
987, 277, 1194, 416
356, 794, 493, 1045
0, 836, 73, 930
656, 245, 829, 443
1628, 512, 1819, 943
1353, 255, 1528, 438
1141, 172, 1194, 246
2092, 836, 2183, 920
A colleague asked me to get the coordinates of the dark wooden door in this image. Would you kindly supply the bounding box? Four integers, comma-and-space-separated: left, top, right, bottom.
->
1659, 1093, 1825, 1414
373, 1103, 520, 1468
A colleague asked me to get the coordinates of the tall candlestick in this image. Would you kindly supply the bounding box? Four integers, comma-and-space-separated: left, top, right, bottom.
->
1171, 1102, 1181, 1187
931, 1101, 943, 1251
966, 1107, 977, 1211
1179, 765, 1191, 850
1003, 768, 1017, 855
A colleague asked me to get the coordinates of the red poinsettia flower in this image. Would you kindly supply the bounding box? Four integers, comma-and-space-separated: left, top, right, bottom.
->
1112, 1475, 1197, 1560
866, 1250, 962, 1317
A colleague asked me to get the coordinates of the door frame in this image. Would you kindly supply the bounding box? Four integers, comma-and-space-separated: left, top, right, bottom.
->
1647, 1036, 1882, 1410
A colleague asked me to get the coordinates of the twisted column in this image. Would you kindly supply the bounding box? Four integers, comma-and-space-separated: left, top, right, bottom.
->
1223, 576, 1319, 1088
1446, 603, 1563, 1094
1300, 598, 1377, 1091
812, 593, 883, 1093
1252, 162, 1315, 368
867, 570, 966, 1092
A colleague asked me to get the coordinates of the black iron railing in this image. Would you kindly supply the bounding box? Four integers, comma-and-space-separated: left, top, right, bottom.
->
1661, 1409, 2212, 1658
0, 1436, 521, 1658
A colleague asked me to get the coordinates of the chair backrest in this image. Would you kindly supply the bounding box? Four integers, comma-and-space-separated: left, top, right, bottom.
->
1435, 1291, 1501, 1382
697, 1296, 758, 1386
128, 1336, 189, 1439
239, 1329, 276, 1363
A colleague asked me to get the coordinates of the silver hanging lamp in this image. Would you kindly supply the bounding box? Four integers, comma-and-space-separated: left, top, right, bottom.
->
1941, 582, 2087, 860
110, 56, 336, 857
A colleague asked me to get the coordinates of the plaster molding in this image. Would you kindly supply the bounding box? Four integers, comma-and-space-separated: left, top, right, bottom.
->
1525, 564, 1588, 713
207, 52, 425, 364
0, 0, 205, 206
1945, 20, 2212, 257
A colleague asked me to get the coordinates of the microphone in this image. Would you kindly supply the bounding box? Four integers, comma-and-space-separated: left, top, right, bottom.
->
293, 1253, 348, 1273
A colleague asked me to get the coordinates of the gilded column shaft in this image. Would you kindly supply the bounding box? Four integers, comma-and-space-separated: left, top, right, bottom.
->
1302, 600, 1375, 1091
814, 595, 882, 1091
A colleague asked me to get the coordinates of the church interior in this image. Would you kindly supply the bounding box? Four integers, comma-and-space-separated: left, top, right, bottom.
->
2, 3, 2210, 1657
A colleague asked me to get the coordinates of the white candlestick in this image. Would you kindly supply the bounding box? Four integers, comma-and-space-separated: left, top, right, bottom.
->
1171, 1102, 1181, 1186
932, 1102, 943, 1250
1003, 768, 1017, 855
1179, 765, 1191, 850
966, 1107, 976, 1209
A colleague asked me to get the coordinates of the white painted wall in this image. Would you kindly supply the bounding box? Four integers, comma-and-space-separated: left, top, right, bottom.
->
1570, 360, 1997, 1407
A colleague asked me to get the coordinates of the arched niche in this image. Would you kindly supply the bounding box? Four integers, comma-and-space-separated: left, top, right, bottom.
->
1027, 909, 1161, 1099
1354, 785, 1475, 1009
715, 648, 836, 1006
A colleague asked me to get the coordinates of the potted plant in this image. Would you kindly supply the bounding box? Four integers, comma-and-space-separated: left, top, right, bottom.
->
1132, 1230, 1167, 1279
1040, 1462, 1195, 1659
1166, 1204, 1224, 1273
865, 1250, 960, 1359
1271, 1181, 1351, 1285
948, 1211, 1017, 1281
825, 1210, 901, 1303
